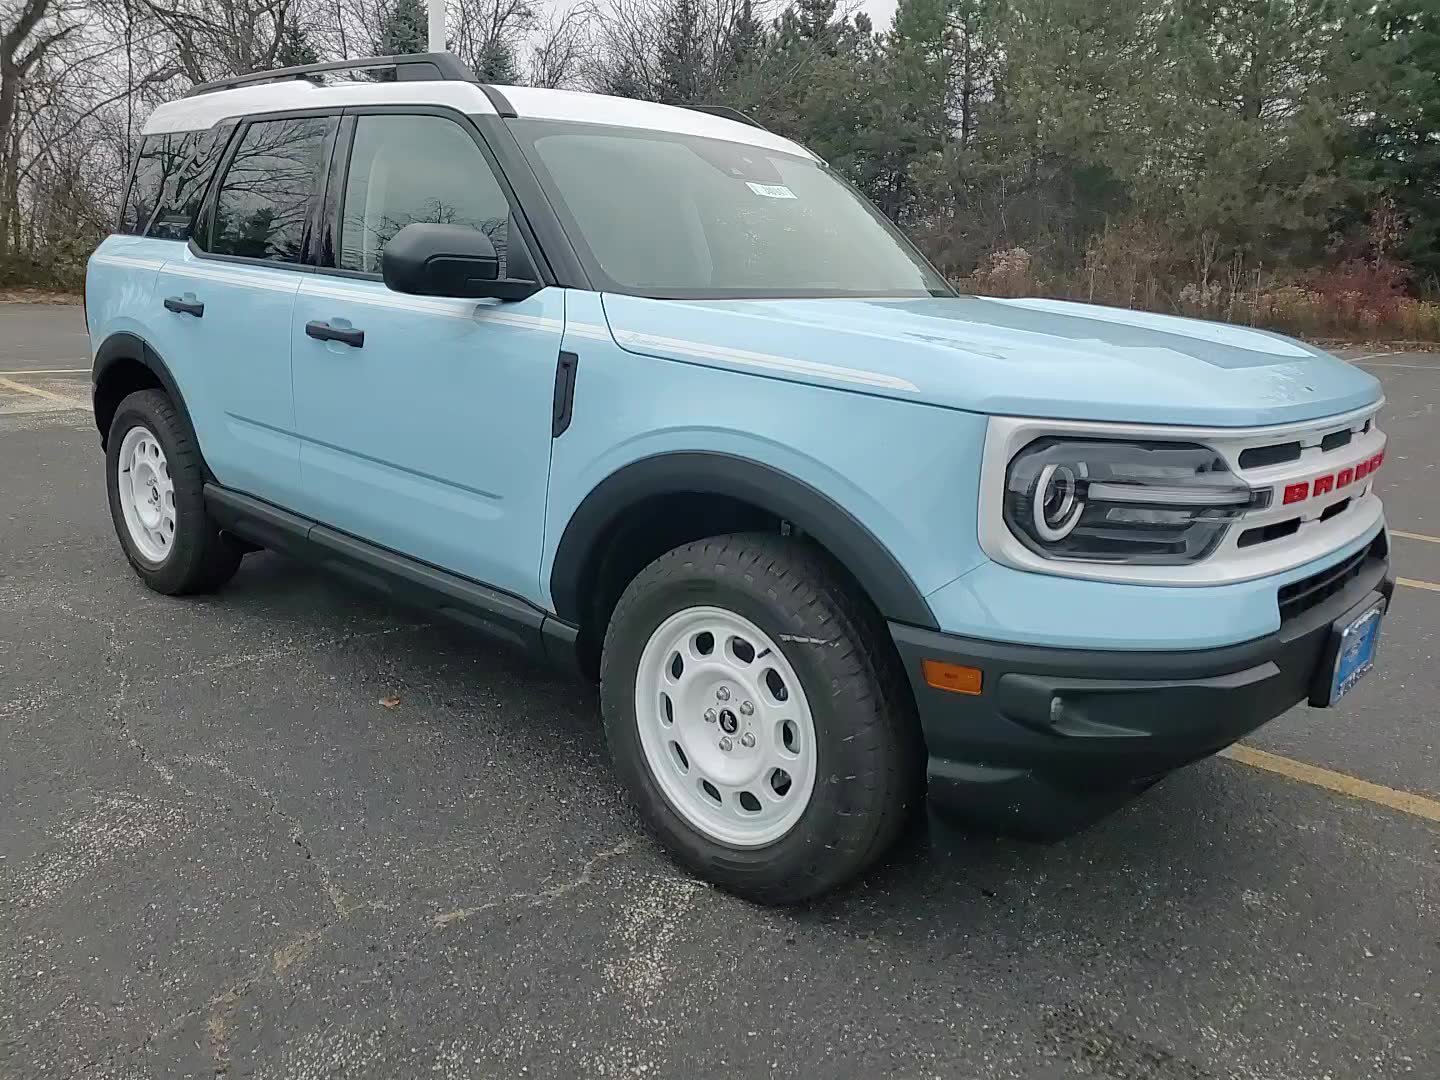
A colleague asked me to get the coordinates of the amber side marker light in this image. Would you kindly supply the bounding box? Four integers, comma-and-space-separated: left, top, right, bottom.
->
922, 659, 983, 695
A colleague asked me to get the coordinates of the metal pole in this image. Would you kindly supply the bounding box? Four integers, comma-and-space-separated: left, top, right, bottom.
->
427, 0, 445, 53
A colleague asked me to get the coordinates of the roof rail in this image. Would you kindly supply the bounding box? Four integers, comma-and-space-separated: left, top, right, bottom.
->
684, 104, 767, 131
186, 52, 477, 97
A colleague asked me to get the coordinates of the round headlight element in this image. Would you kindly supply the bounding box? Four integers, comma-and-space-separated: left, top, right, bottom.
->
1002, 436, 1258, 565
1032, 463, 1084, 540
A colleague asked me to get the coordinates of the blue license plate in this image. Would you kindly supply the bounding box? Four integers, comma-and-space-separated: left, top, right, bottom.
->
1327, 603, 1384, 705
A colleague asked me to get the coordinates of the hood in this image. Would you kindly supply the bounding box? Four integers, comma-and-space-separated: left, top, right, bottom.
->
598, 294, 1382, 427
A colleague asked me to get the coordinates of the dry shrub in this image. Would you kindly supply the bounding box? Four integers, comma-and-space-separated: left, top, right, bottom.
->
1310, 259, 1408, 329
1080, 219, 1169, 310
1394, 298, 1440, 341
963, 247, 1035, 297
1178, 280, 1225, 319
1254, 284, 1328, 335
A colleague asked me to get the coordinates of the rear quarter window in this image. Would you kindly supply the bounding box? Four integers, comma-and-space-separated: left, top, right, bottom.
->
120, 128, 226, 240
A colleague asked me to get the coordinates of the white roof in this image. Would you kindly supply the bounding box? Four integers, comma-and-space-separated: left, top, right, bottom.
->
144, 80, 496, 134
499, 85, 813, 159
143, 76, 815, 159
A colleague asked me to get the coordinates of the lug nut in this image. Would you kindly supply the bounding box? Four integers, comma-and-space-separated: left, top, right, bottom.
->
739, 701, 754, 716
716, 686, 731, 701
704, 708, 717, 724
719, 736, 733, 751
740, 732, 756, 748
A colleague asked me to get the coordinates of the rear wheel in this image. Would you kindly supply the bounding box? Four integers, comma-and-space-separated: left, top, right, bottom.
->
106, 389, 243, 595
600, 533, 920, 904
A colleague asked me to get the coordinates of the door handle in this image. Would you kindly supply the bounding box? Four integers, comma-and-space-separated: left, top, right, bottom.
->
163, 296, 204, 318
305, 320, 364, 348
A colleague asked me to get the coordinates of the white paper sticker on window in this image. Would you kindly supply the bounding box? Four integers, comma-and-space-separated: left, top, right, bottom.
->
746, 182, 797, 199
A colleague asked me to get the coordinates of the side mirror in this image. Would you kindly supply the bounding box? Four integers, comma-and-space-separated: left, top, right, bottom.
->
381, 223, 539, 301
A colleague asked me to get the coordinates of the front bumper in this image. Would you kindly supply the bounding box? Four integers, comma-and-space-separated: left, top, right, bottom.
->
890, 538, 1394, 837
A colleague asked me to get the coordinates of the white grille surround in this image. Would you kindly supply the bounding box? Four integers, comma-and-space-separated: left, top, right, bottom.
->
977, 402, 1387, 587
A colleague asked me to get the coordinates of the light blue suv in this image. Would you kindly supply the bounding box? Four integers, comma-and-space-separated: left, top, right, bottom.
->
87, 53, 1394, 903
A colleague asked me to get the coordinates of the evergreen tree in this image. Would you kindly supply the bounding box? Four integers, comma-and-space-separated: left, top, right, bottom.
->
657, 0, 705, 103
275, 23, 321, 68
474, 38, 520, 83
727, 0, 764, 71
378, 0, 427, 56
1350, 0, 1440, 283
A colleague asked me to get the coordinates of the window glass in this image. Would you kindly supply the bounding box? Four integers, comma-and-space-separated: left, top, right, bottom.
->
121, 134, 165, 235
512, 120, 950, 300
129, 129, 226, 240
339, 114, 512, 276
209, 116, 331, 262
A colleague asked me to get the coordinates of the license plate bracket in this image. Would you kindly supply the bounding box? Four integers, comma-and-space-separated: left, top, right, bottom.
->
1311, 596, 1385, 707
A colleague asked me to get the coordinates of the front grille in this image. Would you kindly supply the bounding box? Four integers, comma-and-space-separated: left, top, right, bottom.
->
1239, 442, 1301, 469
1237, 417, 1369, 474
1277, 538, 1381, 622
1239, 518, 1301, 548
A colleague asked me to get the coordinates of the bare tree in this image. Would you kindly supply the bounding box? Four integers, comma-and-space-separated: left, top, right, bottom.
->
134, 0, 297, 82
527, 3, 594, 89
448, 0, 535, 82
1, 0, 76, 259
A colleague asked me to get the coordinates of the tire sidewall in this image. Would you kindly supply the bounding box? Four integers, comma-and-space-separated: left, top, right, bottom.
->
105, 392, 206, 592
602, 561, 893, 884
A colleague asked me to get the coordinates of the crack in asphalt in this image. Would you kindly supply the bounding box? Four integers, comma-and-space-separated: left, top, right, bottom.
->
190, 751, 358, 920
431, 838, 638, 928
127, 837, 640, 1074
108, 670, 202, 797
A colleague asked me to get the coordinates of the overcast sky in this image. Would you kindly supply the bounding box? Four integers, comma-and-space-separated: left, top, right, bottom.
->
858, 0, 898, 29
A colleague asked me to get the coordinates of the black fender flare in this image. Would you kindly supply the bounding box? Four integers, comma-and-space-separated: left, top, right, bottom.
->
92, 333, 206, 469
549, 451, 938, 630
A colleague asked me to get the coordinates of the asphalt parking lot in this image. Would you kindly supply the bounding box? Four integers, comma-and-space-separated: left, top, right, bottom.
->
2, 303, 1437, 1079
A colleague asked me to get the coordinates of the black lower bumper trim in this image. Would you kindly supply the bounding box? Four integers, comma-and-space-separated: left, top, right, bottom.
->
892, 543, 1393, 836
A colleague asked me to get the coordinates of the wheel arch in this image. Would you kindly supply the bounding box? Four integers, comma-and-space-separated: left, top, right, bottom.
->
92, 333, 206, 471
550, 452, 938, 656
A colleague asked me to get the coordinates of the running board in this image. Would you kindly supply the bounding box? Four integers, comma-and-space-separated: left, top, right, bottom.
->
204, 484, 580, 671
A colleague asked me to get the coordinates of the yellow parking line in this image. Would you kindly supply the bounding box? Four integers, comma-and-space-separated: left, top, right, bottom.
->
1398, 577, 1440, 594
1221, 745, 1440, 823
0, 367, 87, 376
0, 376, 87, 409
1392, 530, 1440, 545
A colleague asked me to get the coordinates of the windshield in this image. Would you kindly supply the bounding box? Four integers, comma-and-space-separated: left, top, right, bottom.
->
510, 119, 952, 300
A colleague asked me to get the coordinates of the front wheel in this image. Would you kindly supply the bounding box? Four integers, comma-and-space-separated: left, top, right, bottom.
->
600, 533, 920, 904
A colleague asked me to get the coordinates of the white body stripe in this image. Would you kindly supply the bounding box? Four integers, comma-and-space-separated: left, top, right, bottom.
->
300, 283, 562, 332
161, 263, 299, 293
610, 328, 918, 392
90, 253, 166, 271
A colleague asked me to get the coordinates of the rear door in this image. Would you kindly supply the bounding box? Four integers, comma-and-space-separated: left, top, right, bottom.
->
289, 109, 564, 603
153, 113, 336, 511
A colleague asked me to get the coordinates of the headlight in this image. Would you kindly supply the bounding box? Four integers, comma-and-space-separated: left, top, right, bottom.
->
1003, 438, 1266, 564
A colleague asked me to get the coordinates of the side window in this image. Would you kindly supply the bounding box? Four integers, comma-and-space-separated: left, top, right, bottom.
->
121, 130, 226, 239
121, 134, 165, 235
208, 116, 331, 262
338, 114, 517, 277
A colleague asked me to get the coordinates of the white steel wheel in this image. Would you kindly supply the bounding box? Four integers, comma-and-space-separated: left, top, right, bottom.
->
634, 605, 819, 848
116, 425, 176, 564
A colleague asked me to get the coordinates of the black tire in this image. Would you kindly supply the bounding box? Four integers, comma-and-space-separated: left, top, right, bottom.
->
105, 389, 243, 595
600, 533, 922, 905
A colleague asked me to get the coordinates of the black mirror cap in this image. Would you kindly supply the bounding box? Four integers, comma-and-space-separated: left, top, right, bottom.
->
381, 223, 539, 301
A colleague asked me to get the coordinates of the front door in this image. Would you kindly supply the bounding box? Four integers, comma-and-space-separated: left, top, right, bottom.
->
290, 111, 563, 604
